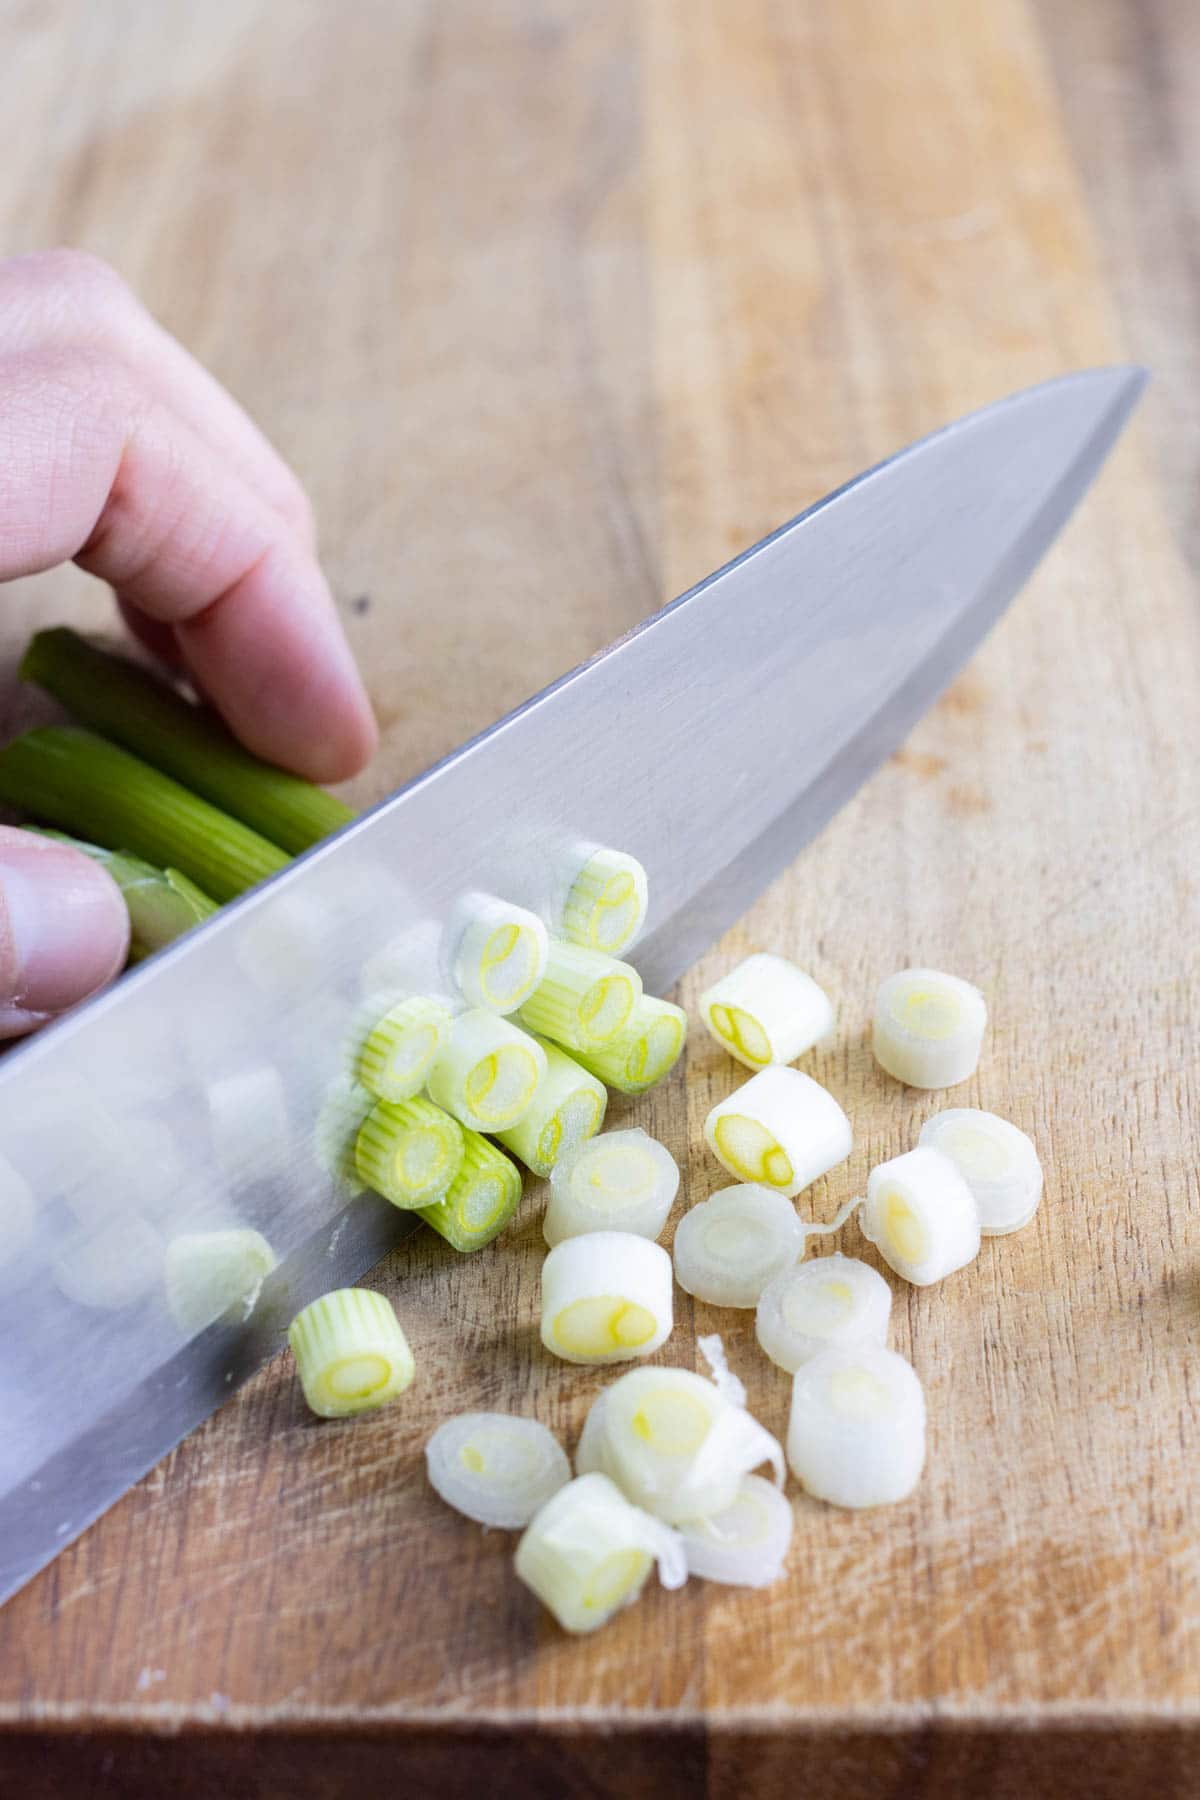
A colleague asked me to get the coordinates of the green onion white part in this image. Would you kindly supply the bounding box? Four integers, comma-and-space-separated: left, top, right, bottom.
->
514, 1471, 686, 1634
356, 995, 454, 1102
207, 1065, 290, 1188
517, 940, 643, 1051
696, 1332, 747, 1408
575, 1367, 784, 1524
164, 1228, 277, 1334
918, 1108, 1043, 1235
700, 952, 834, 1069
447, 892, 549, 1014
0, 1157, 36, 1273
313, 1075, 373, 1198
557, 844, 649, 956
756, 1253, 892, 1373
494, 1036, 607, 1179
672, 1184, 807, 1309
572, 994, 687, 1095
871, 967, 987, 1088
426, 1413, 571, 1527
355, 1096, 465, 1209
540, 1231, 673, 1365
288, 1287, 415, 1418
786, 1344, 926, 1508
677, 1474, 794, 1588
703, 1067, 851, 1197
53, 1214, 164, 1311
427, 1009, 548, 1132
419, 1131, 522, 1252
859, 1145, 981, 1286
543, 1128, 679, 1247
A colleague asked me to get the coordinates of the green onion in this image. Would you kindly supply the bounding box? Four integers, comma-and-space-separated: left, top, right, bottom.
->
355, 1095, 464, 1209
494, 1035, 606, 1179
28, 830, 217, 958
419, 1131, 522, 1252
514, 1472, 686, 1634
288, 1287, 415, 1418
516, 941, 643, 1052
0, 727, 288, 901
572, 995, 688, 1095
356, 996, 454, 1102
20, 628, 353, 853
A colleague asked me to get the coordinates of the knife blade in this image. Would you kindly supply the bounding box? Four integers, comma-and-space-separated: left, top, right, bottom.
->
0, 367, 1144, 1606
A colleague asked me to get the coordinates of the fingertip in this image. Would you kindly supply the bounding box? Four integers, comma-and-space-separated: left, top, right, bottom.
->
0, 830, 129, 1025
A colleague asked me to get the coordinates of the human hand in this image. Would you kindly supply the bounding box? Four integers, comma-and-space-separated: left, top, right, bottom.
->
0, 249, 377, 1036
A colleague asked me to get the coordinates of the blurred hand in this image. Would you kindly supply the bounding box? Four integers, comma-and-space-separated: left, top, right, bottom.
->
0, 249, 377, 1036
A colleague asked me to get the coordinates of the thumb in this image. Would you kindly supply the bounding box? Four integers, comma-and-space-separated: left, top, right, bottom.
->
0, 829, 130, 1038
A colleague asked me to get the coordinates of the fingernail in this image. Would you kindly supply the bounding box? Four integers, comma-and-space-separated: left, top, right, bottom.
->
0, 833, 130, 1016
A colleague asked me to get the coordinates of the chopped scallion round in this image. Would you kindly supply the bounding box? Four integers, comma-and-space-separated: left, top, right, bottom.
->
677, 1474, 793, 1587
514, 1471, 685, 1633
557, 845, 648, 956
164, 1228, 277, 1334
703, 1066, 851, 1197
756, 1252, 892, 1372
494, 1036, 607, 1179
426, 1413, 571, 1527
872, 967, 987, 1088
543, 1127, 679, 1247
786, 1344, 926, 1508
700, 952, 834, 1069
419, 1131, 523, 1252
673, 1183, 806, 1309
918, 1107, 1043, 1235
517, 940, 643, 1051
859, 1145, 980, 1285
540, 1231, 673, 1365
355, 1095, 464, 1209
288, 1287, 415, 1418
571, 995, 687, 1095
447, 893, 549, 1014
356, 995, 454, 1102
427, 1009, 548, 1132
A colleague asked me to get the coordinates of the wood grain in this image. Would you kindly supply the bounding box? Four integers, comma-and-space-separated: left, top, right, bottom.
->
1, 0, 1198, 1793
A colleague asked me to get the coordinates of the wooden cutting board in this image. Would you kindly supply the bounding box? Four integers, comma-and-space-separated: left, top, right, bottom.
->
1, 2, 1197, 1793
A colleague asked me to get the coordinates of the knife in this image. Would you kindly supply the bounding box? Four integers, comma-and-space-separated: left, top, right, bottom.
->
0, 367, 1144, 1607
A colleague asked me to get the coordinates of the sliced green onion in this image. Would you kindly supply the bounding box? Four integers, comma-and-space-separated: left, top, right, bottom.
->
575, 1366, 784, 1523
0, 727, 288, 901
0, 1156, 37, 1274
207, 1066, 290, 1187
29, 830, 217, 957
859, 1145, 980, 1285
700, 952, 833, 1069
703, 1066, 851, 1197
164, 1228, 277, 1334
571, 995, 687, 1096
419, 1131, 522, 1251
756, 1253, 892, 1373
872, 967, 987, 1088
53, 1213, 164, 1311
514, 1471, 686, 1634
20, 627, 353, 853
677, 1474, 794, 1588
494, 1036, 606, 1179
540, 1230, 673, 1365
672, 1183, 806, 1308
517, 941, 643, 1051
786, 1344, 926, 1508
543, 1127, 679, 1247
426, 1413, 571, 1527
447, 893, 548, 1014
314, 1075, 374, 1198
557, 845, 649, 955
918, 1108, 1043, 1235
357, 996, 454, 1102
356, 1095, 464, 1209
288, 1287, 415, 1418
427, 1009, 548, 1132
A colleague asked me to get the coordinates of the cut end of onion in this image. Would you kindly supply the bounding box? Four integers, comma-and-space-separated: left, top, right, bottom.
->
756, 1252, 892, 1373
558, 846, 649, 956
872, 967, 987, 1089
700, 952, 834, 1069
356, 995, 453, 1102
427, 1009, 549, 1132
918, 1107, 1043, 1235
787, 1343, 926, 1508
860, 1145, 981, 1285
515, 1472, 685, 1633
448, 892, 550, 1015
288, 1287, 415, 1419
540, 1231, 673, 1365
703, 1066, 851, 1198
355, 1095, 465, 1209
673, 1184, 806, 1308
427, 1413, 571, 1527
495, 1036, 607, 1179
544, 1128, 680, 1247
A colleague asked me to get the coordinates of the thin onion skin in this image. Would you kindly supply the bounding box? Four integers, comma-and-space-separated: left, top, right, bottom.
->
672, 1183, 806, 1308
786, 1344, 926, 1509
515, 1472, 686, 1633
426, 1413, 571, 1528
678, 1475, 794, 1587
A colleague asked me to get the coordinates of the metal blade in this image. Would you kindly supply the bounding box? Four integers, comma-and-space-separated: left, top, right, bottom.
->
0, 367, 1144, 1605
